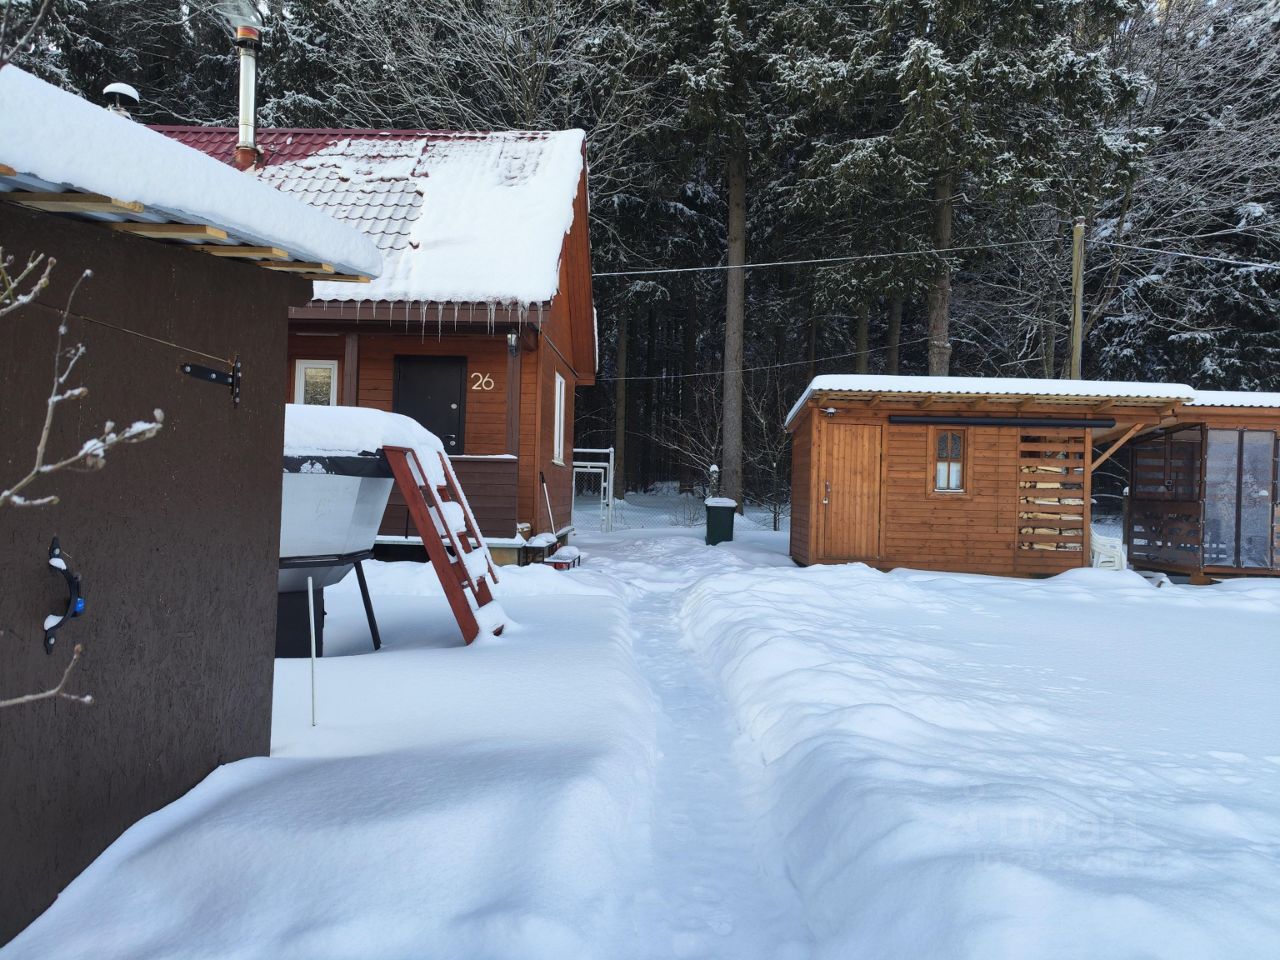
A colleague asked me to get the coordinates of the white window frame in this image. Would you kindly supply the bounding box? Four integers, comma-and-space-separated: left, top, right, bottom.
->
552, 372, 566, 465
932, 427, 966, 493
293, 359, 339, 406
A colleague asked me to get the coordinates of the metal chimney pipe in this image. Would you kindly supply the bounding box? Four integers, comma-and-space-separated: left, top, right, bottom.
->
233, 24, 261, 170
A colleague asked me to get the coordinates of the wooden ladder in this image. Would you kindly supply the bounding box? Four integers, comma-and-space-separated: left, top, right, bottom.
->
382, 445, 504, 644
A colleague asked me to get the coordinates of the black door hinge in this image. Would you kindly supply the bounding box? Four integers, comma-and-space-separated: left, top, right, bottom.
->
180, 355, 242, 407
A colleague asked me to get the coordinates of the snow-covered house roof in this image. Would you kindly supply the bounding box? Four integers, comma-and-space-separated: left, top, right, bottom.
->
786, 374, 1195, 426
1185, 390, 1280, 408
154, 126, 588, 307
0, 67, 380, 279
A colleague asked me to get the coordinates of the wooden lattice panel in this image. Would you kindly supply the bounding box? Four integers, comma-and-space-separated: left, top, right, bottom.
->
1016, 430, 1090, 562
1128, 501, 1203, 569
1130, 430, 1202, 501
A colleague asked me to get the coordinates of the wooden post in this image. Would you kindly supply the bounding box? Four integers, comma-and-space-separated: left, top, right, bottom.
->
342, 333, 359, 405
307, 575, 317, 727
1069, 217, 1085, 379
612, 311, 627, 500
506, 336, 521, 455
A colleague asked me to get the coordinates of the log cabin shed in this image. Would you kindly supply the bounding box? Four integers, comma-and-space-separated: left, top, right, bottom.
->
0, 67, 380, 942
786, 375, 1197, 576
1125, 390, 1280, 580
156, 126, 596, 554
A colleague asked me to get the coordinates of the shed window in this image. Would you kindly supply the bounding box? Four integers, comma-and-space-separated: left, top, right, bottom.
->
294, 359, 338, 406
934, 430, 965, 491
553, 372, 566, 464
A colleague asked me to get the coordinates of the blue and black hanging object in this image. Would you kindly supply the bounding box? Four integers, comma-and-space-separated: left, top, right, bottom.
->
43, 537, 85, 654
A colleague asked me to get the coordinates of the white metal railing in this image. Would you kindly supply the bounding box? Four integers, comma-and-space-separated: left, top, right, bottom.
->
572, 446, 615, 533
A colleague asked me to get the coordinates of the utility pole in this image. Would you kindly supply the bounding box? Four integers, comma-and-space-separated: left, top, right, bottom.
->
1069, 216, 1085, 379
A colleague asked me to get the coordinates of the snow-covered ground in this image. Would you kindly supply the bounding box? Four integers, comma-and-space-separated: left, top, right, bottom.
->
682, 564, 1280, 958
6, 528, 1280, 959
573, 485, 788, 533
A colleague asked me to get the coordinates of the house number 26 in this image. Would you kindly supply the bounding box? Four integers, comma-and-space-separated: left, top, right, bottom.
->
470, 372, 495, 391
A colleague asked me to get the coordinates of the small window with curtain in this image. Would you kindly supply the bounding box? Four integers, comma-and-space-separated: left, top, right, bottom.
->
294, 359, 338, 406
934, 429, 965, 492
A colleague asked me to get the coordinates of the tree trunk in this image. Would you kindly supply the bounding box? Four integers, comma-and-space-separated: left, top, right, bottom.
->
925, 171, 954, 376
1041, 317, 1057, 379
855, 300, 870, 373
807, 316, 818, 378
722, 137, 747, 508
680, 295, 698, 492
642, 306, 656, 489
612, 310, 627, 500
886, 290, 903, 374
806, 290, 819, 381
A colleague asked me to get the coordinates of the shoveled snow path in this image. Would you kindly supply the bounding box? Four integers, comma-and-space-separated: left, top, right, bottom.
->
580, 533, 814, 958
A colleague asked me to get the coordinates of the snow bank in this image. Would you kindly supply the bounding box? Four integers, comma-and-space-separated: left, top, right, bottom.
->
260, 130, 585, 305
0, 67, 381, 278
681, 564, 1280, 959
5, 563, 655, 960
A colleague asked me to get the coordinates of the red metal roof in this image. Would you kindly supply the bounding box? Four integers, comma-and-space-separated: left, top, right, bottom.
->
152, 126, 544, 168
152, 125, 588, 310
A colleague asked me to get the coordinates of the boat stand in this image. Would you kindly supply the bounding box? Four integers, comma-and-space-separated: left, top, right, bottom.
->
277, 549, 382, 654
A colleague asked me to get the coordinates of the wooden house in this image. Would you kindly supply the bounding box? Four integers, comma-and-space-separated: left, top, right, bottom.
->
786, 375, 1196, 576
0, 67, 379, 943
156, 126, 597, 552
1125, 391, 1280, 580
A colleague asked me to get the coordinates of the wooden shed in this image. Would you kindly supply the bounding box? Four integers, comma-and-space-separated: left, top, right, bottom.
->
1125, 391, 1280, 579
0, 67, 378, 942
786, 375, 1195, 576
157, 127, 596, 552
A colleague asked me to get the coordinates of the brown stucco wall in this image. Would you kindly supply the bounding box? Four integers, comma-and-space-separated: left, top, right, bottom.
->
0, 203, 306, 943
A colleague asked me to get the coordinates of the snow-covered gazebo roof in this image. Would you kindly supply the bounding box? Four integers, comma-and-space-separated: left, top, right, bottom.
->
1185, 390, 1280, 408
0, 66, 381, 280
786, 374, 1196, 426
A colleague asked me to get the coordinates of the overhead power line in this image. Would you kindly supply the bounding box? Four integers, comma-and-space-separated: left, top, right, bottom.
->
596, 335, 936, 383
594, 238, 1059, 279
1095, 240, 1280, 271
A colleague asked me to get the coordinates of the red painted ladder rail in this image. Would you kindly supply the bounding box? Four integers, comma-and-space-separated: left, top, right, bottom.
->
381, 445, 505, 644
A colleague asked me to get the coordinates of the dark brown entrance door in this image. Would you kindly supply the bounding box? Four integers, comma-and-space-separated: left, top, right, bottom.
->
393, 356, 466, 454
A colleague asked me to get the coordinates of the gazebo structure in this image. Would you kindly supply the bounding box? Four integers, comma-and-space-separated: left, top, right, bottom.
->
1125, 391, 1279, 580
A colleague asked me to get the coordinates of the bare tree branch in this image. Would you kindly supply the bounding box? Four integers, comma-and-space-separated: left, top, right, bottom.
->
0, 643, 92, 709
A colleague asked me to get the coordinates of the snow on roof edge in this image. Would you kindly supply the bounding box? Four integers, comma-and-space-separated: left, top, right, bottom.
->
1186, 390, 1280, 408
261, 128, 587, 306
0, 66, 382, 278
785, 375, 1197, 426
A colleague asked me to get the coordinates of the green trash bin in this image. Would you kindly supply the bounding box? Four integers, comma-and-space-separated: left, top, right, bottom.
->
705, 497, 737, 545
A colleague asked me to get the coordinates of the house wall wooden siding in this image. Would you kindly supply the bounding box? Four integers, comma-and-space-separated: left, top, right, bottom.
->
380, 456, 519, 539
287, 331, 512, 454
287, 320, 579, 539
789, 409, 814, 564
789, 399, 1117, 576
0, 203, 305, 944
